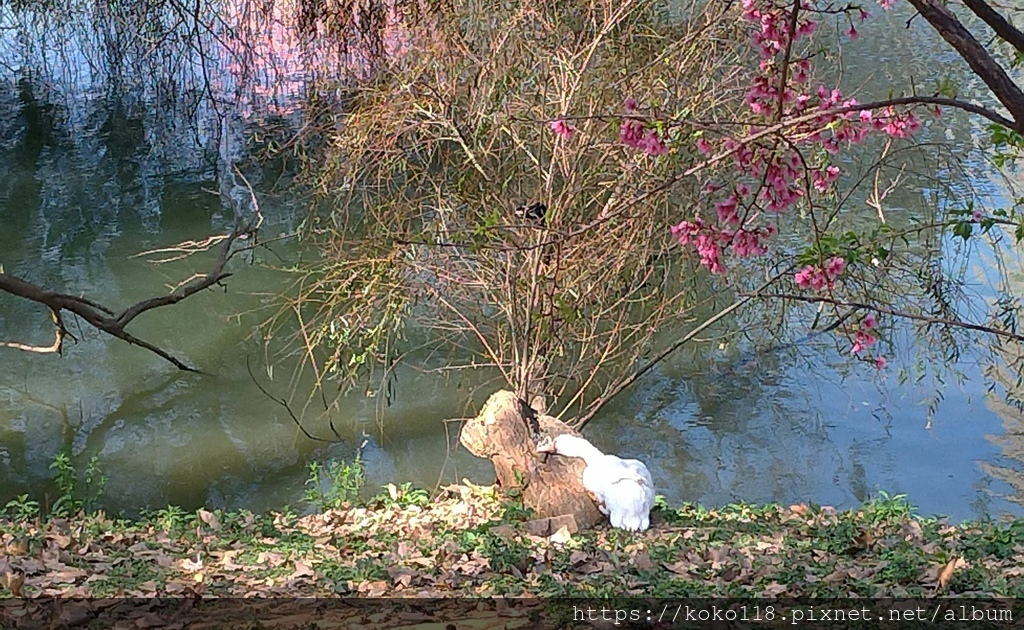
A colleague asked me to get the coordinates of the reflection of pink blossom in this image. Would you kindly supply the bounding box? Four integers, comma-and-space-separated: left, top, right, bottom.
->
874, 356, 887, 369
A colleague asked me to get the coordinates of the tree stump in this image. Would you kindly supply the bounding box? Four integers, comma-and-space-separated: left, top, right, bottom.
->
459, 390, 605, 529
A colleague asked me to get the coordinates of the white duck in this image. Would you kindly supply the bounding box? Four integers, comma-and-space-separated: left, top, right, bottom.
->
537, 433, 655, 532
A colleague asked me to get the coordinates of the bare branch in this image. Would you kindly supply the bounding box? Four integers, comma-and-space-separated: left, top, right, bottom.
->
0, 226, 257, 371
0, 308, 63, 353
245, 355, 337, 443
962, 0, 1024, 55
907, 0, 1024, 130
574, 266, 796, 429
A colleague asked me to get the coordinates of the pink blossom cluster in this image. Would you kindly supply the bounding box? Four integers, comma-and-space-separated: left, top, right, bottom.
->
619, 99, 668, 156
741, 0, 818, 59
850, 313, 887, 369
664, 0, 920, 275
550, 119, 575, 140
794, 256, 846, 292
670, 218, 775, 274
813, 165, 841, 192
871, 106, 922, 138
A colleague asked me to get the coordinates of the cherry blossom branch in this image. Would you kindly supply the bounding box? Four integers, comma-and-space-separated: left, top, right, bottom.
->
743, 292, 1024, 344
524, 94, 1016, 131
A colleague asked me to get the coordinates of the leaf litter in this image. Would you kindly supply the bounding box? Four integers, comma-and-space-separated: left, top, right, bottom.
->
0, 486, 1022, 627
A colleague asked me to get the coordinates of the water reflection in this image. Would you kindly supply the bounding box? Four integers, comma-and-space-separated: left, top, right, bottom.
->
0, 0, 1022, 521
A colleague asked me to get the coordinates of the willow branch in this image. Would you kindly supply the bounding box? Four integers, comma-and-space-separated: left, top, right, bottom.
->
574, 266, 795, 429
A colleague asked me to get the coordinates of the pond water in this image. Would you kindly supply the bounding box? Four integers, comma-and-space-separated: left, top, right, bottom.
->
1, 1, 1023, 522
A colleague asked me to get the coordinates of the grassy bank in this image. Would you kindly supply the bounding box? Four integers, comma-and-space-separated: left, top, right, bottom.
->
1, 481, 1023, 600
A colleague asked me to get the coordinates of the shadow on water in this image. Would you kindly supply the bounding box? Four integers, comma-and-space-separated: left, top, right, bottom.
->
0, 0, 1022, 520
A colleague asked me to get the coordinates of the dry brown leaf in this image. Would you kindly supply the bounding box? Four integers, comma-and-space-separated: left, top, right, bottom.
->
788, 504, 808, 516
396, 541, 414, 558
720, 566, 741, 582
761, 581, 788, 596
198, 510, 221, 531
359, 580, 389, 597
662, 560, 694, 578
548, 526, 572, 544
48, 567, 89, 583
708, 546, 732, 568
134, 580, 158, 594
134, 613, 166, 628
488, 525, 517, 540
632, 550, 653, 571
290, 561, 315, 580
848, 528, 876, 553
396, 612, 435, 623
256, 551, 285, 567
547, 514, 579, 534
575, 561, 607, 575
937, 557, 966, 589
55, 603, 93, 626
901, 519, 923, 541
3, 571, 25, 597
5, 539, 29, 557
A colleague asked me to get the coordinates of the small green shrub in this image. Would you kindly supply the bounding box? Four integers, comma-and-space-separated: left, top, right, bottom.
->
49, 452, 107, 517
304, 454, 366, 512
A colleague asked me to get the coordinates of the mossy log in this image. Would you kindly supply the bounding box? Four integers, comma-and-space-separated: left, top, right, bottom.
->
459, 390, 605, 530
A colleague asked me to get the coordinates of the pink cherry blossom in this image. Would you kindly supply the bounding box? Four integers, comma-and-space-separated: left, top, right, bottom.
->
619, 118, 645, 147
825, 256, 846, 278
652, 0, 923, 289
550, 119, 574, 140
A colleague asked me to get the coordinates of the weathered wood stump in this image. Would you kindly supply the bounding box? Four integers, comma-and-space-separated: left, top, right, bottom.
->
459, 390, 605, 530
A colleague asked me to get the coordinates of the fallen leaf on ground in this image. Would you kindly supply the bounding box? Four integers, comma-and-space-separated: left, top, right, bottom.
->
938, 557, 966, 589
549, 526, 572, 544
198, 510, 221, 531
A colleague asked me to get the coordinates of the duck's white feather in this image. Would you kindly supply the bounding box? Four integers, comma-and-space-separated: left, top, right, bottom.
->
543, 434, 655, 532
